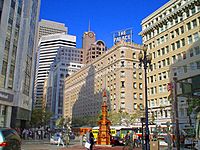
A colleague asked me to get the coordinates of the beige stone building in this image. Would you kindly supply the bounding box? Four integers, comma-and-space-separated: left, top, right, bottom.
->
140, 0, 200, 125
64, 42, 144, 120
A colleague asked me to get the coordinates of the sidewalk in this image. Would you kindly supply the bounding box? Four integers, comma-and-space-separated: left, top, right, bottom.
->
59, 145, 142, 150
22, 139, 50, 144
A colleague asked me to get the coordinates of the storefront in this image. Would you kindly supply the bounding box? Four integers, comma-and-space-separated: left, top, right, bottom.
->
0, 90, 13, 127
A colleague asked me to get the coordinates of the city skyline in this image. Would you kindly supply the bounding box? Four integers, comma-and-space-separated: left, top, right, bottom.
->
40, 0, 169, 48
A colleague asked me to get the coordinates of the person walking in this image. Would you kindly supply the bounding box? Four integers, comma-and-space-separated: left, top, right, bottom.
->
123, 131, 132, 150
89, 129, 94, 150
57, 132, 65, 147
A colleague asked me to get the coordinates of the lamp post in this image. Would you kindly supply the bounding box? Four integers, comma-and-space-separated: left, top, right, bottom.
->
141, 117, 146, 150
138, 45, 152, 150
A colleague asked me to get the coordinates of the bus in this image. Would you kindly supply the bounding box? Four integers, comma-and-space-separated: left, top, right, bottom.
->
92, 124, 175, 143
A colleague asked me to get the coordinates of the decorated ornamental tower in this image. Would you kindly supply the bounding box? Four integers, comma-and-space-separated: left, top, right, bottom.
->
97, 89, 111, 145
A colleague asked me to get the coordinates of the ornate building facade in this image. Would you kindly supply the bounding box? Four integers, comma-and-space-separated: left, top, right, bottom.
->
64, 42, 144, 121
140, 0, 200, 127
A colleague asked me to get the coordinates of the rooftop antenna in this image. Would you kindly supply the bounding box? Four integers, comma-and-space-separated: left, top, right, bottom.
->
88, 20, 90, 31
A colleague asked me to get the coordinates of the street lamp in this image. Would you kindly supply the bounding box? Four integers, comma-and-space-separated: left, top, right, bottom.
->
138, 44, 152, 150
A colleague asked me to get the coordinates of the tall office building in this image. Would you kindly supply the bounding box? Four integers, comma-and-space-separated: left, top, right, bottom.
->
44, 47, 83, 128
0, 0, 40, 128
38, 19, 67, 40
64, 41, 144, 122
81, 30, 107, 64
140, 0, 200, 128
34, 33, 76, 109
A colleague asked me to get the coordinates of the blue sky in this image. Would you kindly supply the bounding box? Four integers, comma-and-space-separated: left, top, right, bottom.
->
40, 0, 169, 48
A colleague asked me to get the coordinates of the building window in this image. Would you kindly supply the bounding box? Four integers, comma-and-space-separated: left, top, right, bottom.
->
175, 28, 179, 36
161, 48, 165, 55
132, 52, 136, 59
159, 85, 163, 93
176, 41, 180, 49
166, 58, 170, 65
157, 50, 160, 56
139, 104, 143, 110
171, 43, 175, 50
159, 73, 162, 80
139, 83, 142, 89
190, 49, 194, 57
181, 38, 185, 47
133, 63, 136, 68
133, 82, 137, 89
134, 103, 137, 110
121, 61, 125, 67
187, 22, 191, 30
190, 62, 195, 70
162, 60, 166, 67
121, 71, 125, 77
139, 93, 143, 99
139, 72, 142, 79
133, 72, 136, 79
195, 46, 200, 55
121, 81, 125, 88
121, 92, 125, 99
191, 6, 196, 14
182, 52, 186, 59
194, 32, 199, 42
183, 65, 187, 73
180, 26, 184, 34
188, 35, 192, 44
196, 61, 200, 69
166, 46, 169, 53
192, 19, 197, 28
134, 93, 137, 99
170, 31, 174, 39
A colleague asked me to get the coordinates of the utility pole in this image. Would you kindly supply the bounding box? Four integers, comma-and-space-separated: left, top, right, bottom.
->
173, 77, 180, 150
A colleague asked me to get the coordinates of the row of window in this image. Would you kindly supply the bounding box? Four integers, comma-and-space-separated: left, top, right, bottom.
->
143, 4, 200, 41
133, 103, 143, 110
143, 0, 190, 29
148, 71, 169, 83
148, 45, 200, 74
173, 60, 200, 76
148, 84, 168, 95
151, 109, 170, 119
148, 97, 169, 107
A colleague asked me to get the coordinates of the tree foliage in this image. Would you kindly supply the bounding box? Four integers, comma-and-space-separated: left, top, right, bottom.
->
72, 116, 99, 127
188, 97, 200, 114
108, 110, 144, 126
30, 109, 52, 127
56, 117, 71, 128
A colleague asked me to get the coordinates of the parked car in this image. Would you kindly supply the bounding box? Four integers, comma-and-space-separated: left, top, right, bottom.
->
0, 128, 21, 150
50, 133, 60, 145
110, 136, 124, 146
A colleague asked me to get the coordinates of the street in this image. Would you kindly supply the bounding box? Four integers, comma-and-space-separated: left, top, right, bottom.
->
22, 139, 194, 150
21, 139, 142, 150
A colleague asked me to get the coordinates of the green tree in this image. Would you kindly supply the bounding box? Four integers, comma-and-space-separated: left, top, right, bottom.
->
30, 109, 52, 127
56, 117, 71, 129
108, 110, 144, 126
188, 97, 200, 114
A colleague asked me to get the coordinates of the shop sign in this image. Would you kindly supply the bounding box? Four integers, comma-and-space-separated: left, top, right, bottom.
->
0, 91, 13, 102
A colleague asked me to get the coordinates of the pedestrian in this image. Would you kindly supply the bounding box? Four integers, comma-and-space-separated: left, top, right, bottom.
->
133, 131, 138, 148
57, 132, 65, 147
38, 130, 41, 139
89, 129, 94, 150
123, 131, 132, 150
65, 132, 70, 147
